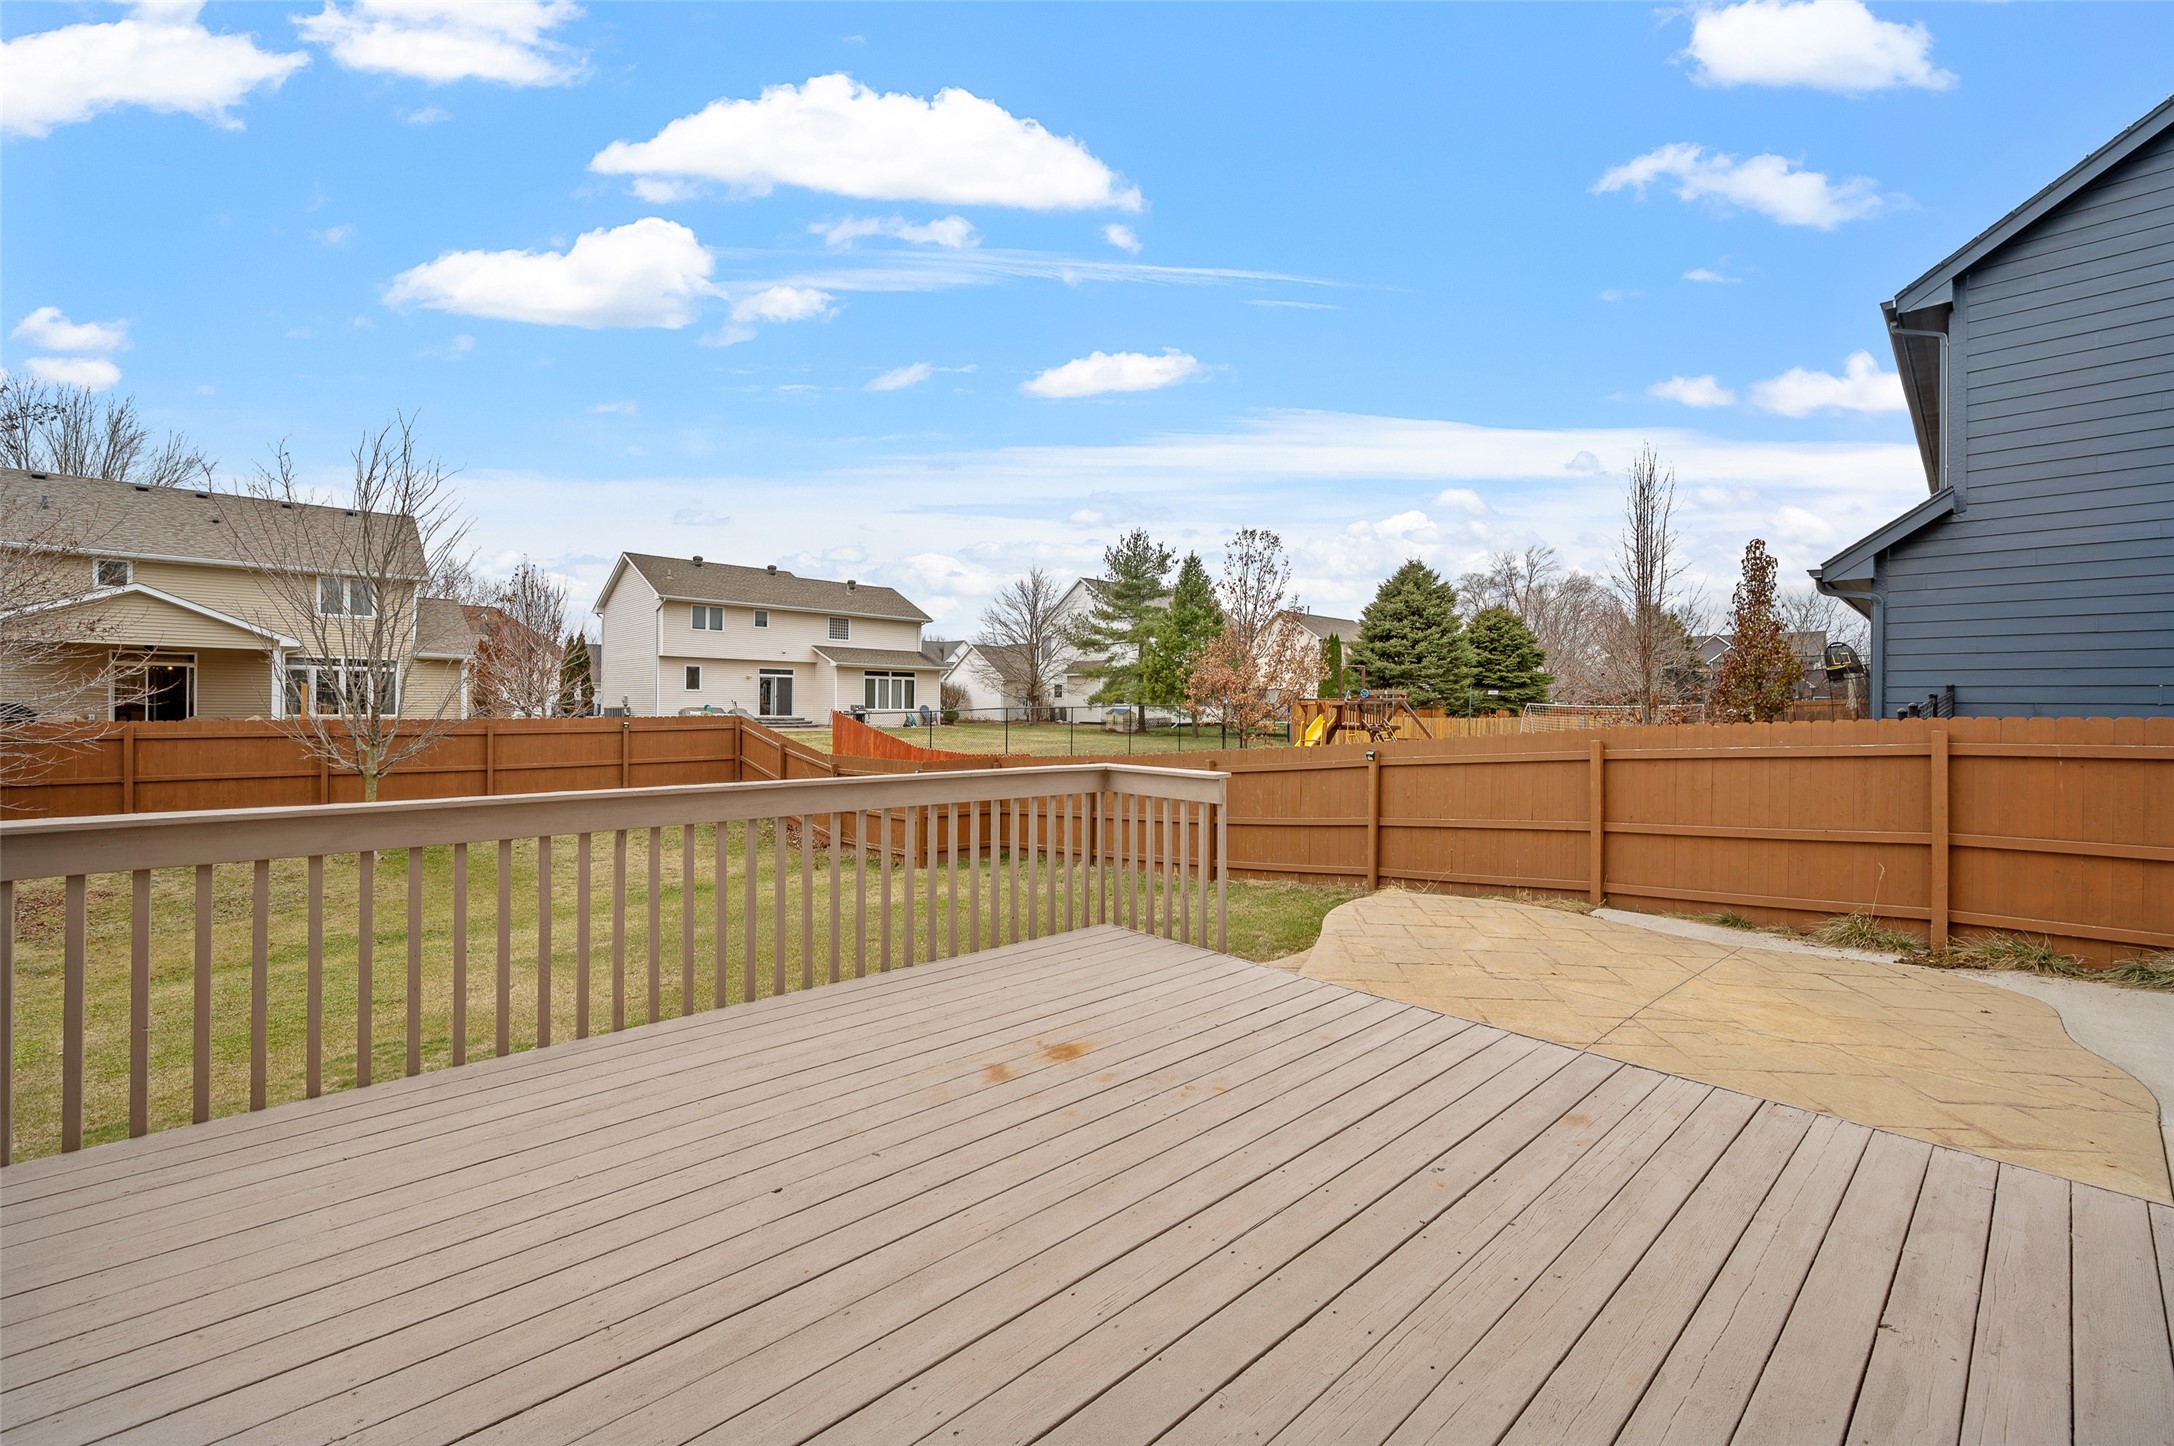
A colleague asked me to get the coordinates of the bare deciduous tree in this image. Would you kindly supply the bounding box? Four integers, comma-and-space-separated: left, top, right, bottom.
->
1215, 527, 1295, 655
1779, 585, 1866, 655
1182, 528, 1313, 741
1608, 445, 1690, 721
1459, 545, 1618, 704
228, 416, 472, 800
469, 560, 569, 717
0, 378, 215, 489
975, 567, 1067, 720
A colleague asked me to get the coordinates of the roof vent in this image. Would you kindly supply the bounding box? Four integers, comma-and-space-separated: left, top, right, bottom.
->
766, 564, 778, 575
345, 509, 358, 517
29, 471, 49, 480
279, 501, 293, 509
846, 579, 857, 591
691, 555, 703, 566
133, 484, 151, 493
194, 490, 210, 499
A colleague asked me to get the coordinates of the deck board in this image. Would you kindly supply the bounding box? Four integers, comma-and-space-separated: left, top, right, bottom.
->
2, 924, 2169, 1445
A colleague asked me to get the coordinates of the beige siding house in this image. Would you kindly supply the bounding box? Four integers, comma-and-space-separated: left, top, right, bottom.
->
0, 469, 476, 722
593, 553, 940, 724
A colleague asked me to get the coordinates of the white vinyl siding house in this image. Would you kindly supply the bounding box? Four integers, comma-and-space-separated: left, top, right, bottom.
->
593, 554, 942, 724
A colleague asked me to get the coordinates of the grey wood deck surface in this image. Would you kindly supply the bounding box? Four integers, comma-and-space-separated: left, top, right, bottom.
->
2, 925, 2170, 1445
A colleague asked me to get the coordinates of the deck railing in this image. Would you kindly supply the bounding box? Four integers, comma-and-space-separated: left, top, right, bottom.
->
0, 764, 1227, 1163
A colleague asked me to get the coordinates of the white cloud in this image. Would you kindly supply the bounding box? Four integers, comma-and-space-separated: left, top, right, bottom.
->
590, 400, 639, 415
1599, 288, 1643, 303
1021, 349, 1201, 399
730, 285, 833, 324
1648, 374, 1737, 407
433, 333, 475, 360
1435, 488, 1487, 514
11, 307, 128, 353
866, 362, 934, 392
24, 356, 123, 391
296, 0, 585, 86
816, 215, 978, 249
384, 217, 715, 328
1683, 267, 1739, 284
0, 1, 306, 138
312, 223, 357, 247
1564, 450, 1608, 475
1102, 224, 1142, 254
1750, 350, 1907, 415
630, 177, 702, 205
1686, 0, 1955, 93
399, 104, 451, 125
1249, 298, 1338, 311
1773, 504, 1838, 544
590, 73, 1142, 211
1595, 144, 1888, 229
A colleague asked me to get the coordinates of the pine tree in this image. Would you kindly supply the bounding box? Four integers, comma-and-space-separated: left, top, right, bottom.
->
1709, 539, 1804, 723
1143, 551, 1224, 709
1466, 606, 1551, 709
1072, 528, 1174, 707
1318, 632, 1346, 699
1352, 560, 1473, 709
556, 632, 594, 715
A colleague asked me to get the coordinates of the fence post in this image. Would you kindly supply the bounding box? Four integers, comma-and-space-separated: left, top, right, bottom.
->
1365, 749, 1382, 892
1588, 739, 1606, 905
121, 723, 136, 814
1929, 727, 1950, 952
619, 719, 631, 788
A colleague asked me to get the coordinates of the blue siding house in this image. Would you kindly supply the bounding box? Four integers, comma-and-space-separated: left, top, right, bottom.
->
1813, 96, 2174, 719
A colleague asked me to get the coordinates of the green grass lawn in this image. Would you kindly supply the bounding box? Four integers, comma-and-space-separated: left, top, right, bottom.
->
794, 720, 1291, 757
5, 832, 1354, 1161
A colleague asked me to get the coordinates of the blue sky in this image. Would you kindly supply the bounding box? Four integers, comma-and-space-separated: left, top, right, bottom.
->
4, 2, 2168, 631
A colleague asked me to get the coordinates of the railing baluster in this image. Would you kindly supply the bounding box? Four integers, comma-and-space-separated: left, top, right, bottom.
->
743, 819, 758, 999
681, 824, 695, 1015
309, 854, 326, 1091
357, 851, 374, 1088
1165, 796, 1179, 939
538, 836, 553, 1048
854, 811, 869, 979
924, 805, 938, 962
878, 810, 893, 973
1178, 803, 1191, 946
1098, 791, 1111, 925
496, 839, 512, 1057
63, 874, 86, 1152
1128, 794, 1142, 928
1200, 801, 1213, 944
578, 833, 593, 1038
1216, 799, 1228, 952
646, 826, 662, 1025
1064, 794, 1077, 932
726, 817, 743, 1008
194, 862, 213, 1119
254, 858, 272, 1105
406, 849, 423, 1077
1008, 799, 1021, 945
1, 878, 12, 1164
801, 814, 815, 990
947, 804, 960, 959
968, 802, 981, 954
1027, 797, 1040, 942
827, 811, 842, 985
450, 845, 466, 1066
129, 869, 149, 1137
774, 814, 789, 995
903, 806, 918, 968
612, 830, 628, 1032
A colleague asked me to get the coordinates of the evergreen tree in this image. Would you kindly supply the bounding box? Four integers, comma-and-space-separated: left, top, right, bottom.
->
1466, 606, 1551, 709
1071, 528, 1174, 707
1318, 632, 1346, 699
1352, 560, 1473, 709
1709, 539, 1804, 722
1143, 551, 1224, 708
556, 632, 595, 715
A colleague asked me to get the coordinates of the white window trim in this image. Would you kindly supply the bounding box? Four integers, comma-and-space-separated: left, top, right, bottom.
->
317, 577, 378, 618
684, 664, 702, 690
753, 609, 770, 628
284, 655, 400, 717
827, 616, 850, 641
94, 557, 133, 588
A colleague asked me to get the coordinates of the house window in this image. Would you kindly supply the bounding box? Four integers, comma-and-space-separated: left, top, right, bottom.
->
828, 617, 850, 641
1053, 683, 1064, 700
284, 657, 397, 716
318, 578, 377, 617
753, 609, 769, 628
684, 665, 702, 690
692, 605, 724, 630
95, 558, 132, 587
864, 672, 916, 711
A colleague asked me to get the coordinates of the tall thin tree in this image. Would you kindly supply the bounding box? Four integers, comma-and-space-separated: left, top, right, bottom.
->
1609, 445, 1688, 721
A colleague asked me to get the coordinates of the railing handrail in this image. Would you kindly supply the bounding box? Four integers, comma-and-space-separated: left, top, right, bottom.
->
0, 764, 1228, 882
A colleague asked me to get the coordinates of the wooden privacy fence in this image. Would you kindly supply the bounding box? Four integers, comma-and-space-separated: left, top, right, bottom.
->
0, 763, 1227, 1162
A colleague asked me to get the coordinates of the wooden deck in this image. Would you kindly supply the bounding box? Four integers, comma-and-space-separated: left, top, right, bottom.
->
2, 927, 2169, 1445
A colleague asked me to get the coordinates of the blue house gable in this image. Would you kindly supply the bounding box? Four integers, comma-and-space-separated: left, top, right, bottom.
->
1813, 96, 2174, 719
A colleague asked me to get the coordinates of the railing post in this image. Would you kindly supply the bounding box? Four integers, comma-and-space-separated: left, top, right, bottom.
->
1930, 727, 1950, 952
1588, 739, 1606, 906
1365, 750, 1382, 892
1216, 793, 1229, 953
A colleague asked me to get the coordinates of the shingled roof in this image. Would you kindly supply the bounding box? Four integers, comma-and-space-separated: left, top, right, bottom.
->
614, 553, 930, 623
0, 468, 427, 577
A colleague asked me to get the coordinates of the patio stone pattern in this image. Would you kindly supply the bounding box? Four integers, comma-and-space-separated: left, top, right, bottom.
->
1300, 891, 2172, 1202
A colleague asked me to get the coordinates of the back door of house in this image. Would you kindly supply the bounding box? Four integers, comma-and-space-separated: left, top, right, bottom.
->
758, 669, 794, 717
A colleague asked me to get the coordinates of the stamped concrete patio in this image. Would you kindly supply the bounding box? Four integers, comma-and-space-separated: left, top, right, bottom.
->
1293, 892, 2172, 1202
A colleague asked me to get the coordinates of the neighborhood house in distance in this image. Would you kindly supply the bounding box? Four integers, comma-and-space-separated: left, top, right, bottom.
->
0, 469, 480, 722
1812, 95, 2174, 720
593, 552, 943, 724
